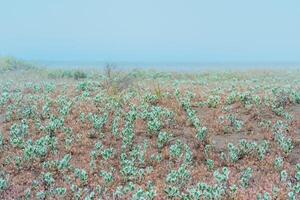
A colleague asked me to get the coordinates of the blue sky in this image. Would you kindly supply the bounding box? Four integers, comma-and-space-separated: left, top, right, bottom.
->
0, 0, 299, 62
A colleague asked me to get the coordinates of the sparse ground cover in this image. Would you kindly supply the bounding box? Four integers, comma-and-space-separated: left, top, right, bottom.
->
1, 62, 300, 199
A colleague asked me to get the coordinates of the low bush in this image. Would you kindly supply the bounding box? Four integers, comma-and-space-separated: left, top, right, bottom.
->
0, 56, 36, 72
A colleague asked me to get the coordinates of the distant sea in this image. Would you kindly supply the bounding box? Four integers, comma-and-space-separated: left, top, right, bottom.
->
33, 60, 300, 72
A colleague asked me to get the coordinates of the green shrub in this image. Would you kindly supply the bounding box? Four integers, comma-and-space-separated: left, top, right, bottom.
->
73, 70, 87, 80
0, 57, 18, 71
207, 95, 221, 108
0, 131, 3, 147
0, 56, 36, 72
0, 177, 8, 193
240, 167, 253, 188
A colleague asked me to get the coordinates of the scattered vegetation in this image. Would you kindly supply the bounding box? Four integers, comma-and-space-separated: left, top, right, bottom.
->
0, 66, 300, 199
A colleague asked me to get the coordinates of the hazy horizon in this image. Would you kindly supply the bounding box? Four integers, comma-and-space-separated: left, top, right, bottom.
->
25, 59, 299, 72
1, 0, 300, 63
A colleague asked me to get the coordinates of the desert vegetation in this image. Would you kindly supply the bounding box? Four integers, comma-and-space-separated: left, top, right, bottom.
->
0, 60, 300, 199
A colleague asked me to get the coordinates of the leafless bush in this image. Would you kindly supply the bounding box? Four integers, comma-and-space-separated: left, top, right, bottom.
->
102, 64, 135, 95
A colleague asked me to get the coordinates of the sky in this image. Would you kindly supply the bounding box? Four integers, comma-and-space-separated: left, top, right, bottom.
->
0, 0, 299, 63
